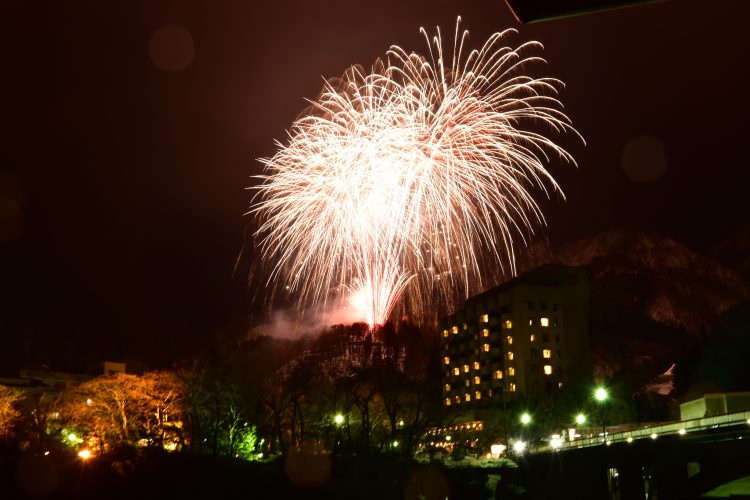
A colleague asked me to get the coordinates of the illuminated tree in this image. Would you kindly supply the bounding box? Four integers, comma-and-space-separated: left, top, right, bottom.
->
181, 354, 261, 458
62, 371, 185, 452
20, 391, 65, 453
0, 385, 22, 443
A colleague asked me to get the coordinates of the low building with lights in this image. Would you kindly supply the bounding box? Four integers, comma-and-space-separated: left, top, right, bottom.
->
438, 264, 591, 409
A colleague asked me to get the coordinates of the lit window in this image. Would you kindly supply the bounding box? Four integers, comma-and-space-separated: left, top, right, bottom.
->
494, 370, 503, 380
463, 364, 470, 373
445, 398, 451, 406
465, 380, 470, 387
442, 330, 449, 338
452, 326, 459, 334
529, 318, 534, 326
544, 365, 553, 375
455, 395, 461, 404
444, 384, 451, 392
453, 367, 460, 376
473, 376, 481, 385
508, 367, 515, 376
480, 314, 489, 323
540, 317, 549, 327
465, 393, 471, 402
543, 349, 551, 359
483, 343, 490, 352
475, 391, 482, 400
444, 356, 451, 365
558, 382, 563, 389
482, 328, 490, 338
473, 361, 480, 370
530, 333, 536, 342
506, 352, 514, 361
462, 323, 468, 330
506, 335, 513, 345
503, 320, 512, 329
509, 383, 517, 392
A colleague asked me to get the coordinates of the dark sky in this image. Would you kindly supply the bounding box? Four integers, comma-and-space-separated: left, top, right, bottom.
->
1, 0, 748, 373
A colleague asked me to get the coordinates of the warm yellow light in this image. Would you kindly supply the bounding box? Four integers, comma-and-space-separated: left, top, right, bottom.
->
509, 383, 516, 392
506, 352, 514, 361
453, 367, 460, 376
508, 367, 515, 376
678, 428, 686, 435
452, 326, 459, 334
463, 364, 470, 373
530, 334, 536, 342
475, 391, 482, 400
442, 330, 449, 337
473, 376, 481, 385
445, 398, 451, 406
482, 328, 490, 337
480, 314, 489, 323
483, 343, 490, 352
465, 393, 471, 402
506, 335, 513, 345
334, 414, 344, 425
490, 444, 506, 456
494, 370, 503, 380
473, 361, 480, 370
78, 449, 92, 460
503, 320, 512, 329
543, 349, 551, 359
443, 356, 450, 365
540, 317, 549, 327
444, 384, 451, 392
544, 365, 552, 375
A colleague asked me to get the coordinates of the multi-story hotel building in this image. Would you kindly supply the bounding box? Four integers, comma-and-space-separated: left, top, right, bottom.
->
438, 264, 591, 409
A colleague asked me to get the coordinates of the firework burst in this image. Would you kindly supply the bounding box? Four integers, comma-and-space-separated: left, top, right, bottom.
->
251, 19, 582, 328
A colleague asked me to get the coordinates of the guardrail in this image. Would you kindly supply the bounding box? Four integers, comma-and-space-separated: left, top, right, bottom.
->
537, 410, 750, 453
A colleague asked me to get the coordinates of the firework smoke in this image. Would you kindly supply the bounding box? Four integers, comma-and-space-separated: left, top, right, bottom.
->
251, 19, 581, 328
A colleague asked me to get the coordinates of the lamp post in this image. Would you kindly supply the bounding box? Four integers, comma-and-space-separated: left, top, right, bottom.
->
520, 412, 531, 451
594, 387, 608, 443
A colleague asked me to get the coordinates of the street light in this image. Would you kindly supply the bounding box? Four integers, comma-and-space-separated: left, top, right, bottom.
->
594, 387, 608, 402
520, 413, 531, 425
594, 387, 609, 443
575, 413, 586, 425
334, 414, 344, 425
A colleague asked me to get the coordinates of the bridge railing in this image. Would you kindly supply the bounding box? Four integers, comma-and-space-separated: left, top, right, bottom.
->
536, 410, 750, 453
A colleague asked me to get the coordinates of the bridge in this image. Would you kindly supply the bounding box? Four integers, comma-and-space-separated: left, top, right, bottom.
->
517, 410, 750, 499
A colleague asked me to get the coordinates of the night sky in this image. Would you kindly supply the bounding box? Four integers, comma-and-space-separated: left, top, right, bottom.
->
1, 0, 748, 374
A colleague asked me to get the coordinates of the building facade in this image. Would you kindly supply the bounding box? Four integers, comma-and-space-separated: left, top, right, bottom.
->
438, 264, 591, 409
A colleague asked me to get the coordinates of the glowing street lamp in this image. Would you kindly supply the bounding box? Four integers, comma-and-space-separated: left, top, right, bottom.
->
334, 414, 344, 426
594, 387, 608, 402
520, 413, 531, 425
575, 413, 586, 426
594, 387, 609, 443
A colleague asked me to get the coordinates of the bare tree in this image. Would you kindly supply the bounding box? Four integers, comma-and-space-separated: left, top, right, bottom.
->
0, 386, 22, 444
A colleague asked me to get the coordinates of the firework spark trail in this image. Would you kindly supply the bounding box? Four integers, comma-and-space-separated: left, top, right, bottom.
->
251, 19, 582, 328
